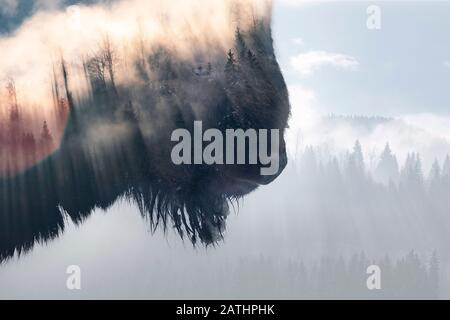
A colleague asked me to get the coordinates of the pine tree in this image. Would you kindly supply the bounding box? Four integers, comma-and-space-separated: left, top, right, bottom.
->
40, 120, 53, 153
442, 155, 450, 186
414, 154, 424, 182
353, 141, 364, 170
247, 49, 262, 71
428, 159, 442, 193
225, 50, 237, 73
6, 79, 21, 147
6, 79, 19, 122
375, 143, 399, 185
346, 140, 365, 179
225, 50, 239, 85
400, 152, 424, 193
235, 28, 247, 61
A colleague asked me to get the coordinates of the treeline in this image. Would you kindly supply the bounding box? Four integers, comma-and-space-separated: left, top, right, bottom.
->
234, 251, 439, 299
278, 141, 450, 255
299, 140, 450, 198
323, 114, 392, 132
0, 79, 64, 175
141, 251, 439, 300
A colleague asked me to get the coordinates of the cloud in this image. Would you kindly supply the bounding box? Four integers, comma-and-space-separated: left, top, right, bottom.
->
445, 61, 450, 68
285, 83, 320, 157
290, 50, 359, 76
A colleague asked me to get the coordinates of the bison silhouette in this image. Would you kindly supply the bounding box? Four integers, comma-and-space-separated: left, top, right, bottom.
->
0, 1, 290, 261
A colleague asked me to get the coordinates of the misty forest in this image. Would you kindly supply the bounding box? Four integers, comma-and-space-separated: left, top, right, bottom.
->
156, 138, 450, 299
193, 138, 450, 300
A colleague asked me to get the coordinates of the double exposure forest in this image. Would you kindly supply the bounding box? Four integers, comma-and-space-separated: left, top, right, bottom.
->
0, 4, 290, 261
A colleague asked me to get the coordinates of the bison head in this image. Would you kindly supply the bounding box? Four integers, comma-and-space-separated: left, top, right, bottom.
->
0, 0, 290, 261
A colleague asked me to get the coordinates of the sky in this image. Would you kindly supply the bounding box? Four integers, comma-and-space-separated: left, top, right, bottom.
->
273, 0, 450, 116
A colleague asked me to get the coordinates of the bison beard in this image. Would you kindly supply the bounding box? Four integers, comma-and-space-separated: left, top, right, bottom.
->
0, 6, 290, 262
